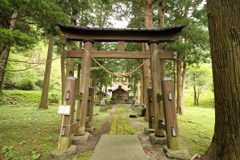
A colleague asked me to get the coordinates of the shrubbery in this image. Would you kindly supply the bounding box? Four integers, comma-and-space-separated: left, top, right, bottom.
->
0, 90, 61, 106
19, 78, 35, 90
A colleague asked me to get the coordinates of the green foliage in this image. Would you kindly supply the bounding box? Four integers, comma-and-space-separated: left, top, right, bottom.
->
3, 41, 62, 91
187, 63, 213, 105
2, 146, 14, 160
18, 78, 35, 90
31, 150, 40, 160
0, 90, 61, 106
184, 89, 214, 107
0, 28, 37, 51
0, 0, 69, 52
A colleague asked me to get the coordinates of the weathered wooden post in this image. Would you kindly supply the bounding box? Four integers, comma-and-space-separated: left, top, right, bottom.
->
149, 42, 165, 137
162, 78, 180, 149
58, 77, 76, 150
147, 88, 154, 129
86, 87, 94, 129
76, 41, 93, 136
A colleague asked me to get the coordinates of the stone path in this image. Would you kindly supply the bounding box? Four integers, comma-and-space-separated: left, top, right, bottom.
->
109, 104, 135, 135
90, 104, 148, 160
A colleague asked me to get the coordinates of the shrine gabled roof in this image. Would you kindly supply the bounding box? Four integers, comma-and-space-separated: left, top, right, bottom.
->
110, 85, 130, 93
58, 24, 186, 42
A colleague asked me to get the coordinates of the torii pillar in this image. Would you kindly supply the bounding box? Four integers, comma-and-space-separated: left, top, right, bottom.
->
149, 41, 165, 139
76, 40, 93, 135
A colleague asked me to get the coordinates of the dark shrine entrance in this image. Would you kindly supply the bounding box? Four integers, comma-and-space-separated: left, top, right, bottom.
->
57, 24, 186, 152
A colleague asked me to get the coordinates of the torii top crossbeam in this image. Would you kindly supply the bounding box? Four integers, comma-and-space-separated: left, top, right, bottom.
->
58, 24, 186, 42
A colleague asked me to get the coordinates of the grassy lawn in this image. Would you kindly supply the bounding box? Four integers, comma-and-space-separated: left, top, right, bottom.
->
0, 105, 61, 160
0, 90, 215, 159
178, 106, 215, 155
0, 90, 110, 160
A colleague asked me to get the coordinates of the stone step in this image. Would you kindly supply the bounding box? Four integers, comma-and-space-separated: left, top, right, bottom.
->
90, 134, 147, 160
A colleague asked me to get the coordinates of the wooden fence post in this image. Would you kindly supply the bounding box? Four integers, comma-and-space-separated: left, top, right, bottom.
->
162, 78, 180, 149
58, 77, 76, 150
86, 87, 94, 128
147, 88, 154, 129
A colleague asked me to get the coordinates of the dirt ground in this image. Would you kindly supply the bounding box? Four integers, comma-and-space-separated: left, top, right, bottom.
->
76, 105, 116, 154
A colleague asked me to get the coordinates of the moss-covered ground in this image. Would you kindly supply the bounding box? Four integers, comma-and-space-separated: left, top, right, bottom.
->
109, 105, 135, 135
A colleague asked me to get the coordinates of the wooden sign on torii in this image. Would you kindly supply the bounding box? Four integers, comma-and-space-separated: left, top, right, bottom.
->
58, 24, 185, 149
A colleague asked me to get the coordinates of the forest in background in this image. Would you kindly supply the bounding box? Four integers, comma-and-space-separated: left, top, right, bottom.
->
0, 0, 212, 109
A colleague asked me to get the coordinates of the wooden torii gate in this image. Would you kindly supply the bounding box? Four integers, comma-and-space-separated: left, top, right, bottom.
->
58, 24, 186, 150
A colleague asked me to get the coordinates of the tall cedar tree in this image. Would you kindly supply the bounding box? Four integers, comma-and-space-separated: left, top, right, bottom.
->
201, 1, 240, 160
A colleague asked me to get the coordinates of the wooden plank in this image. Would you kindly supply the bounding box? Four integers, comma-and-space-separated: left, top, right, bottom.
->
66, 50, 176, 59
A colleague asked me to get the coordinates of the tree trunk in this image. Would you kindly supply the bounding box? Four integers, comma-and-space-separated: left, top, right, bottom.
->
59, 29, 66, 103
144, 0, 153, 121
196, 89, 200, 106
201, 1, 240, 159
39, 34, 54, 109
0, 11, 18, 92
181, 62, 187, 108
158, 1, 166, 80
193, 86, 197, 105
177, 52, 183, 114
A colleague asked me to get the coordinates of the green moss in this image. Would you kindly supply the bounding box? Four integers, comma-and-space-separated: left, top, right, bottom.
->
109, 105, 135, 135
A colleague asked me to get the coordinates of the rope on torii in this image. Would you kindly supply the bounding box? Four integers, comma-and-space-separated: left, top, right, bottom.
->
82, 48, 158, 78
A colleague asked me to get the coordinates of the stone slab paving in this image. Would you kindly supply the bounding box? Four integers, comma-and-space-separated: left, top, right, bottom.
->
90, 134, 147, 160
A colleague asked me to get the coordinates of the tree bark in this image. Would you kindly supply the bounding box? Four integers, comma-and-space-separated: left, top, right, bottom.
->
39, 34, 54, 109
201, 1, 240, 159
181, 62, 187, 108
144, 0, 153, 121
0, 11, 18, 92
193, 86, 197, 105
177, 52, 183, 114
158, 1, 166, 79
